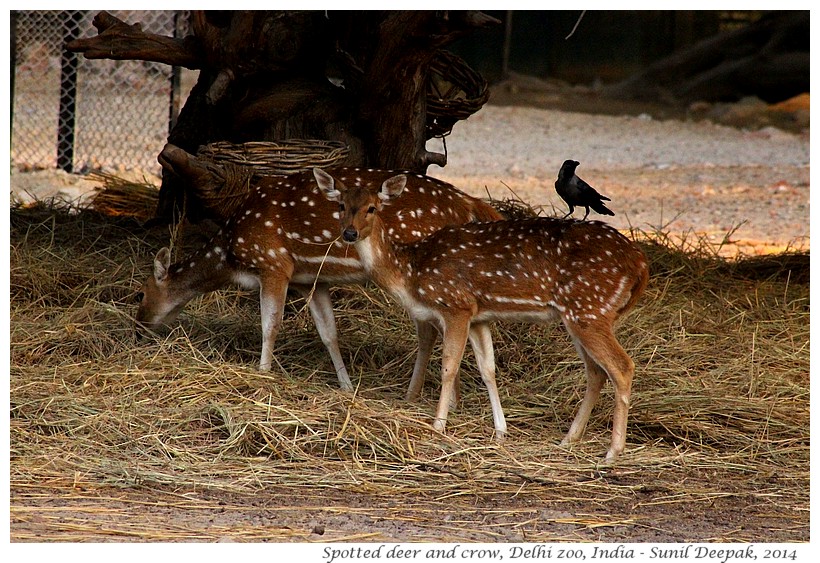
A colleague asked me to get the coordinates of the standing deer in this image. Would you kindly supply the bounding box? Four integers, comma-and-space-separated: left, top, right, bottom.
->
315, 167, 649, 463
136, 149, 502, 393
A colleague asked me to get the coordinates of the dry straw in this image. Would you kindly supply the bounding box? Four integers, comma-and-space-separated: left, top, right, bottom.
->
86, 171, 160, 221
10, 178, 809, 542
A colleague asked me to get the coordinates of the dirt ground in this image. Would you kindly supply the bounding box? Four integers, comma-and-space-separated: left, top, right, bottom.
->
9, 81, 810, 548
430, 77, 810, 258
10, 479, 807, 543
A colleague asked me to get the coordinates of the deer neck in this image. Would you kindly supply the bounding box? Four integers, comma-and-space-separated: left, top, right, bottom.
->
171, 239, 238, 294
353, 216, 414, 295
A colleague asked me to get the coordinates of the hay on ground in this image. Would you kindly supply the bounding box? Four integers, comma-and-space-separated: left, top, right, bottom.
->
9, 182, 809, 542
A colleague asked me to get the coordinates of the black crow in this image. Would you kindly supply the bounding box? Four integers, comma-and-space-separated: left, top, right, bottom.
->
555, 159, 614, 220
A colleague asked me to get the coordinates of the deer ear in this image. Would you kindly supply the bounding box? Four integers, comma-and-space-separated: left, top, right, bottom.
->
154, 247, 171, 283
379, 174, 407, 202
313, 168, 341, 201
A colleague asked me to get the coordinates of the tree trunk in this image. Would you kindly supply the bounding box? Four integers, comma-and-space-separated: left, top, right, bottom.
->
67, 10, 499, 223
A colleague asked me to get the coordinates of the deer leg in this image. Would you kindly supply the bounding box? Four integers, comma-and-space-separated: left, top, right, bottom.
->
407, 322, 461, 408
468, 322, 507, 442
406, 320, 437, 400
561, 341, 607, 446
258, 277, 290, 372
432, 317, 470, 434
565, 321, 635, 463
293, 284, 353, 392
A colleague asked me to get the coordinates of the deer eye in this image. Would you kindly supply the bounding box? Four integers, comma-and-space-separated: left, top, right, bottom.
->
136, 291, 145, 303
367, 206, 377, 214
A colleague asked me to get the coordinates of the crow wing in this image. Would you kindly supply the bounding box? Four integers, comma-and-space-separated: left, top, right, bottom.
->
577, 177, 610, 202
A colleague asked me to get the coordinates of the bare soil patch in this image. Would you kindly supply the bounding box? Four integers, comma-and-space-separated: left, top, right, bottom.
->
428, 78, 810, 257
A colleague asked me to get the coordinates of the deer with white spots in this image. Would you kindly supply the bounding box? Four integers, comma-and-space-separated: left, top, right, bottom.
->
315, 167, 649, 463
136, 145, 502, 392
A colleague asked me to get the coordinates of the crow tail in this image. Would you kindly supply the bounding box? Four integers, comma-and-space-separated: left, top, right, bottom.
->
591, 200, 615, 216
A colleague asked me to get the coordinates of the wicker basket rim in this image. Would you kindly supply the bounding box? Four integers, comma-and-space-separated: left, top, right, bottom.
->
196, 139, 350, 176
199, 139, 348, 153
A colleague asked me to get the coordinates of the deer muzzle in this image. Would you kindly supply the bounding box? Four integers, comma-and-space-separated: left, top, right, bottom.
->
342, 227, 359, 243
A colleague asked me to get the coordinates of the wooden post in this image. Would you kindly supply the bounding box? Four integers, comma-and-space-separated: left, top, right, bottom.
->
168, 11, 183, 132
501, 11, 512, 79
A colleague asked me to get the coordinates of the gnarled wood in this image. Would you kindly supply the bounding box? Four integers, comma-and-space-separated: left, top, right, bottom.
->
66, 11, 200, 68
66, 10, 499, 223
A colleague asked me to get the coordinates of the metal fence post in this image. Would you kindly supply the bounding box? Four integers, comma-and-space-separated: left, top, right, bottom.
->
11, 11, 18, 145
57, 10, 84, 172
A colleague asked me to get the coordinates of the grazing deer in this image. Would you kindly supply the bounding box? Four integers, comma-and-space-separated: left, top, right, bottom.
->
315, 167, 649, 463
136, 152, 502, 392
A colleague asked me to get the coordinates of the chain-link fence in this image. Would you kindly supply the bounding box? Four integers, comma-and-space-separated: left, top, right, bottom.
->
11, 10, 192, 176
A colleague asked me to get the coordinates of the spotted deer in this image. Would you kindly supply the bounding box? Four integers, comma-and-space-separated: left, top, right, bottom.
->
136, 154, 502, 392
315, 167, 649, 463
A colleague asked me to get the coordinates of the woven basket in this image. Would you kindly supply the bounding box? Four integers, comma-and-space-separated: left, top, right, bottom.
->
427, 50, 489, 137
197, 139, 350, 177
